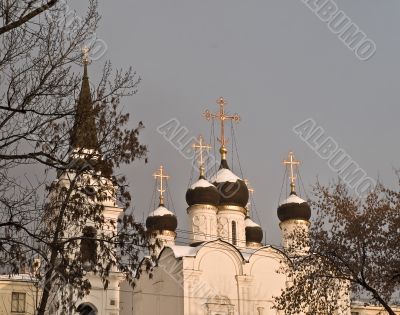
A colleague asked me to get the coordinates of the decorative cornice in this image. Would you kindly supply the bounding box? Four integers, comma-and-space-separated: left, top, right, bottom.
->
155, 230, 176, 238
246, 241, 262, 249
217, 204, 247, 215
279, 219, 310, 229
187, 204, 218, 213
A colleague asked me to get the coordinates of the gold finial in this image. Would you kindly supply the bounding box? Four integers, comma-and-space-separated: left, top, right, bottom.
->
192, 135, 211, 177
244, 179, 255, 216
203, 97, 240, 160
153, 165, 170, 206
283, 151, 300, 194
82, 46, 90, 65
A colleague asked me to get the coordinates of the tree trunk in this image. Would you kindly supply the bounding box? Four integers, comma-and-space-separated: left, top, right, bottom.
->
36, 183, 75, 315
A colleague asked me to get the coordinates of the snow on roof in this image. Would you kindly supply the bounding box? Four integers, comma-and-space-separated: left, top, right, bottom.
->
166, 245, 201, 258
148, 206, 175, 217
211, 168, 241, 183
240, 248, 258, 260
0, 274, 36, 282
165, 241, 282, 262
279, 194, 306, 206
190, 178, 215, 189
245, 217, 260, 228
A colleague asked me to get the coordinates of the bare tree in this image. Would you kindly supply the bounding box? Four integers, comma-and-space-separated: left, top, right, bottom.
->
275, 181, 400, 315
0, 1, 148, 314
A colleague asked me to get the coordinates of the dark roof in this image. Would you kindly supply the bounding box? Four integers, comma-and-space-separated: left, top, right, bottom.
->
214, 158, 249, 208
186, 176, 220, 207
70, 63, 99, 150
146, 214, 177, 232
277, 193, 311, 222
245, 225, 263, 244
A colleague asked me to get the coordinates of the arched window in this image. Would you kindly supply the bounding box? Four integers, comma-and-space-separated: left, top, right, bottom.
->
80, 226, 97, 271
231, 221, 237, 245
77, 303, 97, 315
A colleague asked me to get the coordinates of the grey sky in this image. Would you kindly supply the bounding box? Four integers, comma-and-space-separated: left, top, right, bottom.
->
73, 1, 400, 245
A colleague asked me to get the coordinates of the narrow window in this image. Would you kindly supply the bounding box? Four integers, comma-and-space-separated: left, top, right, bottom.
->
81, 226, 97, 271
232, 221, 237, 245
11, 292, 26, 313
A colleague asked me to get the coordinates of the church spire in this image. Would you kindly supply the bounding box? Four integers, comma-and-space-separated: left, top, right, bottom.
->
70, 47, 99, 150
203, 97, 240, 169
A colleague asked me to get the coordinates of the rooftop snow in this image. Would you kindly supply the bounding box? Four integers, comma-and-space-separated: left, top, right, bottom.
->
211, 168, 241, 183
167, 245, 201, 258
245, 217, 260, 228
190, 178, 215, 189
148, 206, 174, 217
279, 194, 306, 206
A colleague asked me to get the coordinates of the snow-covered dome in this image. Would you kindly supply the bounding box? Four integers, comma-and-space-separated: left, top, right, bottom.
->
245, 217, 263, 244
146, 205, 177, 232
277, 192, 311, 222
186, 177, 220, 207
212, 160, 249, 208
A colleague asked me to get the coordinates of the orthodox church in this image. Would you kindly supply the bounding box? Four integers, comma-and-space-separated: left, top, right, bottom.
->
68, 57, 323, 315
120, 98, 313, 315
40, 55, 390, 315
3, 50, 398, 315
45, 51, 315, 315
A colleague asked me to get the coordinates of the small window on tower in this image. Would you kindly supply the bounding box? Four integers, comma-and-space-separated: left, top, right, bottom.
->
81, 226, 97, 271
232, 221, 237, 245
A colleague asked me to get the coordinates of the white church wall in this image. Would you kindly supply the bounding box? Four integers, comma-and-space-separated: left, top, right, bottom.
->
184, 241, 243, 315
187, 204, 218, 244
132, 249, 184, 315
247, 247, 287, 315
217, 209, 246, 247
74, 272, 122, 315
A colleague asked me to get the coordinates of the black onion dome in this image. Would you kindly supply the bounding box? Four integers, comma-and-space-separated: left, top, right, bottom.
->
146, 205, 177, 232
212, 160, 249, 208
186, 177, 220, 207
245, 217, 263, 243
277, 193, 311, 222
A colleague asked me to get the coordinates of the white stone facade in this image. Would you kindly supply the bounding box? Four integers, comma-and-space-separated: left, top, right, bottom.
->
131, 239, 287, 315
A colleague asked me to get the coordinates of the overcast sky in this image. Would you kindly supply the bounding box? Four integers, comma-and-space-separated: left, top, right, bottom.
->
71, 1, 400, 246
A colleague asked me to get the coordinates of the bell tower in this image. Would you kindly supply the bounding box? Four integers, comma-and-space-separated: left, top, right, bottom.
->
52, 47, 124, 314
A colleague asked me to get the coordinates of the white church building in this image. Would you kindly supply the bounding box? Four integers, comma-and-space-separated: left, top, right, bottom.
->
3, 58, 398, 315
60, 61, 396, 315
119, 95, 316, 315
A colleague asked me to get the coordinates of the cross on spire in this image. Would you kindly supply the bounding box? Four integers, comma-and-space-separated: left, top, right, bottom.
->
192, 135, 211, 178
154, 165, 169, 206
203, 97, 240, 160
283, 151, 300, 194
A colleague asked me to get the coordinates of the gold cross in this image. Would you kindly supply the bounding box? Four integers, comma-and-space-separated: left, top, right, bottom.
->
82, 46, 90, 65
153, 165, 169, 205
283, 151, 300, 194
203, 97, 240, 159
192, 135, 211, 177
